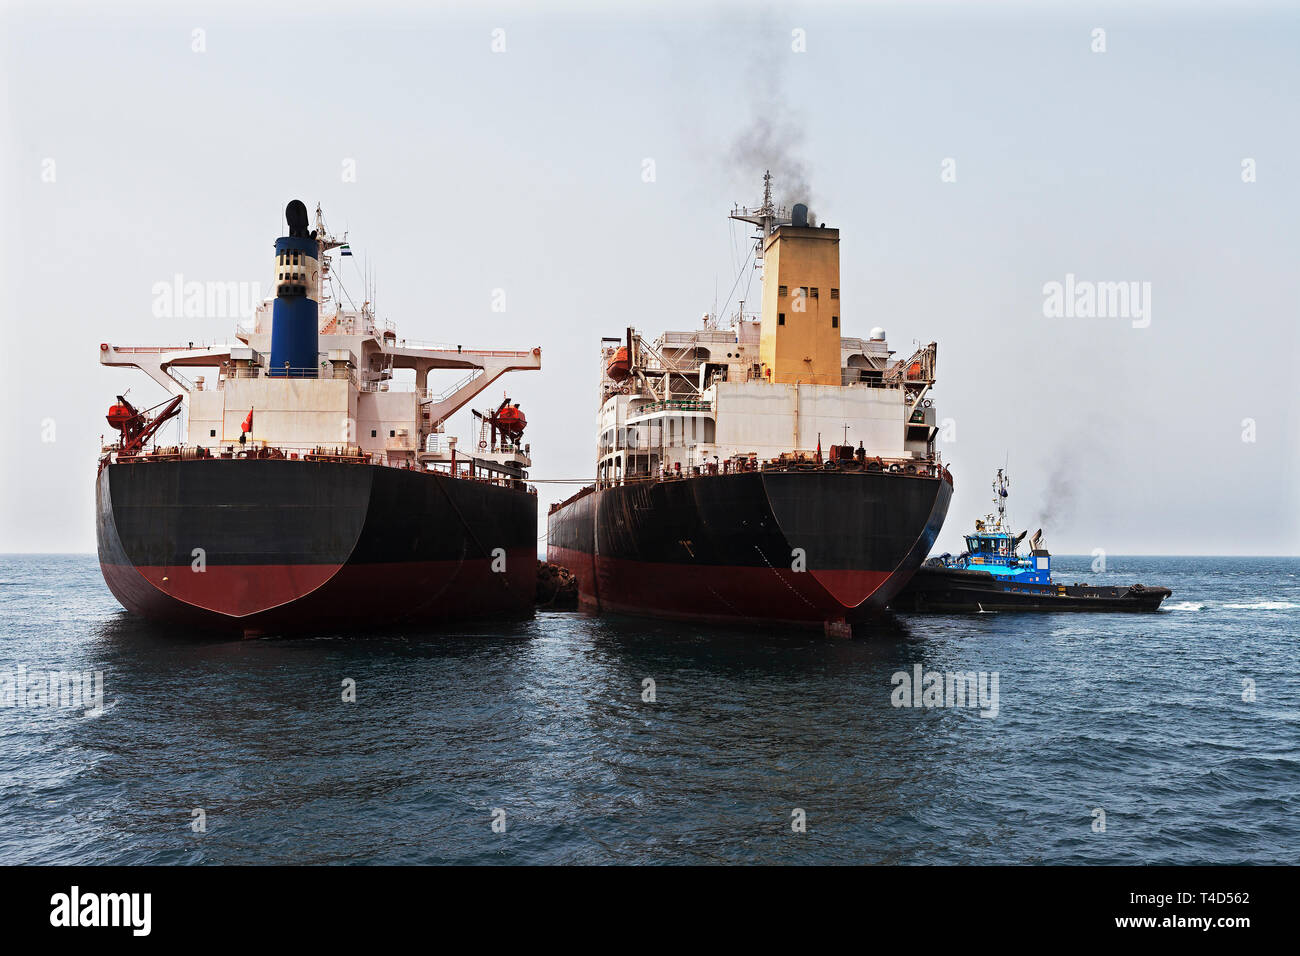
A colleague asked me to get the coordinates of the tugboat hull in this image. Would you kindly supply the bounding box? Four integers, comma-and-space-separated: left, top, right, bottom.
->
96, 459, 536, 634
890, 565, 1171, 612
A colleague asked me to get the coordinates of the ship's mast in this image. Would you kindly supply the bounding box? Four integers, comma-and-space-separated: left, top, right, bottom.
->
729, 170, 791, 262
312, 202, 351, 319
992, 468, 1010, 531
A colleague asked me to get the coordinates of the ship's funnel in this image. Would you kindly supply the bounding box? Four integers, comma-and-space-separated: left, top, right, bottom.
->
269, 200, 320, 378
758, 203, 841, 385
285, 199, 310, 237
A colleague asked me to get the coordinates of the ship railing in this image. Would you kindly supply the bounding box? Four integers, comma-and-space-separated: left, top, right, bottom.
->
108, 443, 538, 492
115, 445, 369, 464
658, 331, 741, 347
385, 342, 539, 359
387, 339, 540, 355
304, 452, 369, 463
227, 366, 357, 385
842, 368, 899, 387
421, 369, 482, 402
460, 349, 542, 358
166, 367, 198, 391
358, 380, 432, 395
629, 399, 714, 416
593, 455, 944, 489
386, 338, 458, 350
108, 344, 220, 353
116, 452, 186, 464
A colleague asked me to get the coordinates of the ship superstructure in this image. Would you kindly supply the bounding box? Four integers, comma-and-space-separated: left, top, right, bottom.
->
101, 202, 538, 475
96, 201, 541, 634
548, 175, 953, 636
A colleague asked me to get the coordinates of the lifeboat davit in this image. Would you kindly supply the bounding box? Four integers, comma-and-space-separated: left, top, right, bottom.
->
606, 346, 630, 382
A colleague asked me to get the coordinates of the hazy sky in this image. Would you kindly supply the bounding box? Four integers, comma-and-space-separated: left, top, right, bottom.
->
2, 0, 1296, 555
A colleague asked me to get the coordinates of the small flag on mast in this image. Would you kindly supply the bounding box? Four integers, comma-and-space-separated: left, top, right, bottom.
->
340, 243, 352, 257
242, 408, 254, 434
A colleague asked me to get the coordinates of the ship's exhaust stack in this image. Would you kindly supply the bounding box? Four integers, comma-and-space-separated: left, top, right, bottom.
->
269, 199, 320, 378
758, 195, 841, 385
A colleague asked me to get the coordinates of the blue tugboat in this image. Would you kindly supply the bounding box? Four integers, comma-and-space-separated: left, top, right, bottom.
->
891, 470, 1171, 612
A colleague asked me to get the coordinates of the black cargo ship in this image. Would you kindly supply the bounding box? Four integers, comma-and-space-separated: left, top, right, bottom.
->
547, 175, 953, 636
549, 464, 952, 634
96, 200, 542, 635
97, 457, 537, 633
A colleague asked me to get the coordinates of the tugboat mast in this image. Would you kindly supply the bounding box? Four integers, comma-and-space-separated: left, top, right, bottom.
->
992, 468, 1010, 532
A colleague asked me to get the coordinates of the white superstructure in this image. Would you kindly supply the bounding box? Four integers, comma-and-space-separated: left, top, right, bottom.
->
592, 174, 939, 487
99, 204, 540, 476
595, 319, 938, 485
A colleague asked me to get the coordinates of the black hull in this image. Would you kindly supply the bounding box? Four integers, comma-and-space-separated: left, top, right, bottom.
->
890, 565, 1172, 612
547, 470, 952, 633
96, 459, 537, 634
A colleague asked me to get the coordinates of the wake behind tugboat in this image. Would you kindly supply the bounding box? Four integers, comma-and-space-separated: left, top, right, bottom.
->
891, 469, 1172, 613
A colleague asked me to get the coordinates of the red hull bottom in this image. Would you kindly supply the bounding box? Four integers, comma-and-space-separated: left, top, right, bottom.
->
549, 546, 899, 635
100, 551, 535, 636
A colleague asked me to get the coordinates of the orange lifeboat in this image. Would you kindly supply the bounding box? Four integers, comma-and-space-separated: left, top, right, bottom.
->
491, 403, 527, 440
106, 402, 135, 430
606, 346, 630, 382
906, 361, 924, 380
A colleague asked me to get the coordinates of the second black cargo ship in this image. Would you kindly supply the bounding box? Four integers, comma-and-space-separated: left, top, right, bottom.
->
547, 175, 953, 636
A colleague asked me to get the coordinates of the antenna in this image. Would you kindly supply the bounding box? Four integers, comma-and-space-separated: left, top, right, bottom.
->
729, 170, 792, 252
992, 467, 1010, 531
